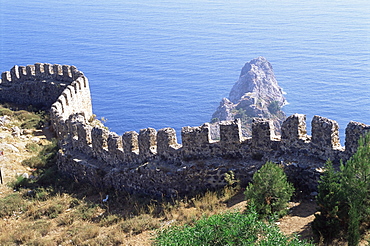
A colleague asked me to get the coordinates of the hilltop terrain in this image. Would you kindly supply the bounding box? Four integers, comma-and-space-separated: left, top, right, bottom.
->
0, 105, 318, 245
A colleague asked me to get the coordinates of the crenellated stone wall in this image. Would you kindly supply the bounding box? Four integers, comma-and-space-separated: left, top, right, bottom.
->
1, 64, 370, 197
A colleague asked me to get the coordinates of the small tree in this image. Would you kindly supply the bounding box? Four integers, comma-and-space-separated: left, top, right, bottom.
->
244, 161, 294, 218
340, 133, 370, 246
313, 133, 370, 246
312, 160, 344, 243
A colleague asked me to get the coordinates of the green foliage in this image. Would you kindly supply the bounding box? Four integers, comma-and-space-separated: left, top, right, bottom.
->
8, 175, 31, 190
74, 203, 100, 221
154, 209, 312, 245
268, 101, 281, 115
244, 161, 294, 218
312, 160, 344, 243
232, 108, 249, 122
36, 165, 61, 186
0, 107, 14, 117
0, 193, 28, 217
210, 117, 219, 123
14, 110, 44, 129
313, 133, 370, 245
0, 105, 46, 128
99, 214, 122, 227
22, 139, 58, 168
340, 133, 370, 246
25, 142, 41, 153
224, 170, 239, 187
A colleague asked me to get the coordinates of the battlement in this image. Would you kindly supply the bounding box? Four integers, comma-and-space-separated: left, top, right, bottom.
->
0, 63, 91, 112
1, 63, 83, 84
1, 64, 369, 197
60, 111, 368, 165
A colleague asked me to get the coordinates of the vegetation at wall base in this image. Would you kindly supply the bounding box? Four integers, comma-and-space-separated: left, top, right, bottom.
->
0, 104, 46, 129
311, 160, 343, 243
5, 104, 369, 245
0, 106, 250, 245
154, 208, 313, 246
244, 161, 294, 218
22, 139, 58, 169
313, 133, 370, 246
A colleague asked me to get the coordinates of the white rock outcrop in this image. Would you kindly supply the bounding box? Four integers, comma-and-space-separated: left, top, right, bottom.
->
212, 57, 287, 136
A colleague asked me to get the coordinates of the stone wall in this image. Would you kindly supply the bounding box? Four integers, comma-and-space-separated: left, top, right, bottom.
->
1, 64, 369, 197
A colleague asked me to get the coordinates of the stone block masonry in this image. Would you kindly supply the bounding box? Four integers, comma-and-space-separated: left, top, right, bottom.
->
1, 64, 370, 197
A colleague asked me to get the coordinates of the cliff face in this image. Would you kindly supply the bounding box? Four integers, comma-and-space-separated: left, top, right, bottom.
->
212, 57, 287, 136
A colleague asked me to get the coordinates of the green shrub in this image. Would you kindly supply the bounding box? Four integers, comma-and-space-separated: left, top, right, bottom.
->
341, 133, 370, 246
313, 133, 370, 245
100, 214, 122, 227
8, 175, 31, 190
244, 161, 294, 218
210, 117, 219, 123
0, 193, 28, 217
45, 203, 65, 219
36, 165, 61, 186
25, 142, 41, 153
268, 101, 281, 115
13, 110, 44, 129
154, 209, 312, 245
33, 187, 52, 201
22, 139, 58, 168
311, 160, 344, 243
0, 107, 13, 117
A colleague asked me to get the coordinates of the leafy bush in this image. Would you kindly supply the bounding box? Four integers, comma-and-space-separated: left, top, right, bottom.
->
244, 161, 294, 218
154, 209, 312, 245
100, 214, 122, 227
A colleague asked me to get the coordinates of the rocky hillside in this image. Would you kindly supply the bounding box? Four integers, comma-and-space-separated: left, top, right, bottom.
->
211, 57, 287, 136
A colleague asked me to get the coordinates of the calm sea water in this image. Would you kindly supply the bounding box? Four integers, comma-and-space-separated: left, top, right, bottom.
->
1, 0, 369, 143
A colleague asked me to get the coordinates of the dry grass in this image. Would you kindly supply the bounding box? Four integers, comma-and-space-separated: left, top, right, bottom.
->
0, 104, 244, 245
5, 105, 353, 245
0, 184, 240, 245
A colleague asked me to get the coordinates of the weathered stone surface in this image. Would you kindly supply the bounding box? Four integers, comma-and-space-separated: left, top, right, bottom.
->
311, 115, 341, 149
122, 131, 139, 155
281, 114, 308, 142
157, 127, 180, 159
1, 63, 369, 198
11, 126, 22, 137
345, 121, 370, 157
212, 57, 287, 136
138, 128, 157, 159
219, 119, 243, 145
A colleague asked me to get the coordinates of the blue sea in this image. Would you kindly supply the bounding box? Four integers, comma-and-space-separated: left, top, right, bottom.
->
1, 0, 369, 143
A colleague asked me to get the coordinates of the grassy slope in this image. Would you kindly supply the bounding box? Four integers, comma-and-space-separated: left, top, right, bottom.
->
0, 105, 249, 245
4, 105, 362, 245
